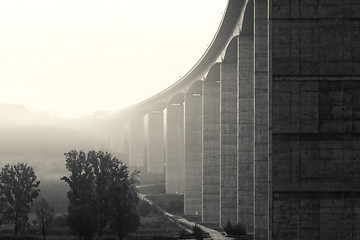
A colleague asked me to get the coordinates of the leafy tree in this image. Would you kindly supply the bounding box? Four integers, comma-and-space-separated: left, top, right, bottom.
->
0, 163, 40, 234
108, 167, 140, 240
61, 150, 97, 240
61, 150, 140, 240
34, 198, 54, 240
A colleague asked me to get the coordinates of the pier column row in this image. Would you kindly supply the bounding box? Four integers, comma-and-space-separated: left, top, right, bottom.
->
116, 1, 269, 237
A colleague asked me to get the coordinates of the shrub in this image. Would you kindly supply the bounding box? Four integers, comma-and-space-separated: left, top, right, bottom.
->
192, 225, 203, 240
223, 220, 246, 236
0, 235, 42, 240
138, 200, 151, 216
178, 228, 186, 239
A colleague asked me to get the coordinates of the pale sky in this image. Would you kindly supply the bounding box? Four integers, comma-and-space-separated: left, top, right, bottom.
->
0, 0, 227, 119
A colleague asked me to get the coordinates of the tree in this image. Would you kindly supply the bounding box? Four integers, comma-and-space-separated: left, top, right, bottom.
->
61, 150, 97, 240
34, 198, 54, 240
61, 150, 140, 240
0, 163, 40, 234
108, 167, 140, 240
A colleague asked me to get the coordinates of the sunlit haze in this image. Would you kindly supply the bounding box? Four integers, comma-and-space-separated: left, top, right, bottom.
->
0, 0, 227, 119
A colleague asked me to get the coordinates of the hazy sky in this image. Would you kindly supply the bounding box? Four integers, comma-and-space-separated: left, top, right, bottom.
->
0, 0, 227, 119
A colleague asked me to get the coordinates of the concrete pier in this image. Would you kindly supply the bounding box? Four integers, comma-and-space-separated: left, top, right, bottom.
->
129, 115, 144, 167
164, 101, 185, 194
220, 37, 239, 226
202, 63, 221, 224
184, 84, 203, 216
144, 111, 165, 173
237, 0, 254, 232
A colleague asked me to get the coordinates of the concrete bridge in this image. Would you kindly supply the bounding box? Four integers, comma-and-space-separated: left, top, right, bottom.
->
109, 0, 360, 239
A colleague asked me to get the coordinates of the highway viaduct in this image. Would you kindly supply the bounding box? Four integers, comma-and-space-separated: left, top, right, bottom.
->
108, 0, 360, 239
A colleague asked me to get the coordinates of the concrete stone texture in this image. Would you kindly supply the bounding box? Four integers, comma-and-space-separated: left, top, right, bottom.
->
272, 0, 360, 239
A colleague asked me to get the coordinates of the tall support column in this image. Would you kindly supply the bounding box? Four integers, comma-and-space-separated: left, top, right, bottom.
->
202, 64, 221, 224
254, 0, 270, 239
220, 37, 239, 226
238, 0, 254, 233
144, 111, 165, 173
184, 90, 203, 216
110, 119, 129, 165
129, 115, 144, 167
164, 103, 184, 194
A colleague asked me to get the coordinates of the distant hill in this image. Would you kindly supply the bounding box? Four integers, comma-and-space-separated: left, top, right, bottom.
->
0, 103, 78, 129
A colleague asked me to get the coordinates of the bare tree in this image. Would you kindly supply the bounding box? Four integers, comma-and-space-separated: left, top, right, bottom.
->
34, 197, 54, 240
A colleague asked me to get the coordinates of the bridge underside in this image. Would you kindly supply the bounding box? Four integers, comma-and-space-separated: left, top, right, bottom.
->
110, 0, 360, 239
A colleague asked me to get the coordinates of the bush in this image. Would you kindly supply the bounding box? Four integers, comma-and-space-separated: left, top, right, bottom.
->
179, 228, 186, 239
223, 220, 246, 236
0, 235, 41, 240
192, 225, 203, 240
138, 200, 151, 216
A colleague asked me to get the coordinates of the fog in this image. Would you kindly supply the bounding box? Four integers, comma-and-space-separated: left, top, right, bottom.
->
0, 103, 113, 213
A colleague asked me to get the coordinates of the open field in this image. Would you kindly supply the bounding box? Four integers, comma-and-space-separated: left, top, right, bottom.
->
0, 204, 184, 240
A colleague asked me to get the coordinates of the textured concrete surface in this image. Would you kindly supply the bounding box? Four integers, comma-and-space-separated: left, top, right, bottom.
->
144, 111, 165, 173
272, 0, 360, 239
184, 91, 203, 216
237, 0, 254, 233
202, 63, 221, 224
220, 37, 238, 226
254, 0, 270, 239
164, 103, 184, 194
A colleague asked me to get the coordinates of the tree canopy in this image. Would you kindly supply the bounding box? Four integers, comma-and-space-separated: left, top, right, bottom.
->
61, 150, 140, 240
0, 163, 40, 234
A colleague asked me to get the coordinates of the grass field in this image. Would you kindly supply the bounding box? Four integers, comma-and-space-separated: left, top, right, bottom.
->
145, 194, 184, 215
0, 205, 184, 240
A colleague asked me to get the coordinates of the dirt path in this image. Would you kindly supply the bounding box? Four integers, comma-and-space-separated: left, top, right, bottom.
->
139, 193, 233, 240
